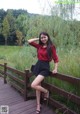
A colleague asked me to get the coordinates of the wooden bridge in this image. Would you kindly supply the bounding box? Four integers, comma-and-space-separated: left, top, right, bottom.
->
0, 77, 54, 114
0, 63, 80, 114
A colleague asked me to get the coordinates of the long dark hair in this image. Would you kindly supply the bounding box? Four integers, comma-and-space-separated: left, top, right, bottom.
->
39, 32, 53, 59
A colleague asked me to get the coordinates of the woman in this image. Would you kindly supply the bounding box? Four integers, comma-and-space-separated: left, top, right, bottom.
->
28, 32, 59, 114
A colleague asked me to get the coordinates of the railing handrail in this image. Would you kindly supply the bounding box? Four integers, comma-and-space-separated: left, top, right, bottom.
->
7, 66, 25, 77
0, 63, 79, 85
50, 72, 80, 85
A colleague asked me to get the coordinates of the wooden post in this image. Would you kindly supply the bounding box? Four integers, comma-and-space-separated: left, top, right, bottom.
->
24, 69, 29, 101
4, 63, 7, 84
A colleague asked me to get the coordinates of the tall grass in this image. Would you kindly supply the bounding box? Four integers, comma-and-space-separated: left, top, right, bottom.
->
57, 47, 80, 78
0, 46, 80, 77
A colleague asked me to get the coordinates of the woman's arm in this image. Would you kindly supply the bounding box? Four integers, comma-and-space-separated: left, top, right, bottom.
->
52, 62, 58, 74
27, 38, 40, 49
27, 38, 39, 43
51, 45, 59, 74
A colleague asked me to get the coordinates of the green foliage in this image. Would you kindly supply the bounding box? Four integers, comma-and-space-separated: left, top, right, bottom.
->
57, 48, 80, 78
2, 16, 10, 45
16, 30, 23, 46
16, 14, 29, 36
6, 10, 16, 32
0, 9, 80, 47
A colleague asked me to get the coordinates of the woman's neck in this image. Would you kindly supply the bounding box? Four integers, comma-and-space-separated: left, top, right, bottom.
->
43, 44, 47, 48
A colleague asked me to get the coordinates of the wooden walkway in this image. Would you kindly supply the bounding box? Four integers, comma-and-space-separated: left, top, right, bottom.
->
0, 77, 55, 114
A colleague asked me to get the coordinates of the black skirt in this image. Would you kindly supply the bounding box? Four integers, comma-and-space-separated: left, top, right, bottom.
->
31, 60, 50, 77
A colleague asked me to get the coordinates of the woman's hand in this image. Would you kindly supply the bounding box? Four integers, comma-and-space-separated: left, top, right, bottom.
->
52, 68, 57, 74
52, 62, 58, 74
27, 38, 39, 43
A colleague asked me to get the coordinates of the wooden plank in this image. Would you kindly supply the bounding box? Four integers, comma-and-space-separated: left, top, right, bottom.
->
9, 81, 24, 94
28, 72, 33, 77
42, 82, 80, 105
48, 98, 77, 114
0, 70, 4, 75
7, 66, 25, 77
24, 70, 29, 101
28, 71, 80, 86
50, 73, 80, 85
0, 73, 4, 78
9, 100, 55, 114
0, 97, 23, 106
9, 100, 36, 114
7, 72, 24, 85
0, 89, 22, 100
10, 100, 36, 110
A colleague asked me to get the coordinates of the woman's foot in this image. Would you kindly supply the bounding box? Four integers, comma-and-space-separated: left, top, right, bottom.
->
36, 104, 41, 114
36, 110, 40, 114
44, 90, 49, 100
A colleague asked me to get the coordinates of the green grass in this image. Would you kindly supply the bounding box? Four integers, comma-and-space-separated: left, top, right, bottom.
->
0, 46, 80, 77
58, 48, 80, 78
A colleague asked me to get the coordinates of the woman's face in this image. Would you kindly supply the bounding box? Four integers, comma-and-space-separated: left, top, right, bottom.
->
40, 34, 48, 44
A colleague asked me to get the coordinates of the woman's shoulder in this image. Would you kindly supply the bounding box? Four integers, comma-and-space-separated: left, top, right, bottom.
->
51, 44, 56, 49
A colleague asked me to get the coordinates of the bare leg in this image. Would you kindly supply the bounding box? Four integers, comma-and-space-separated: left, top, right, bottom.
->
36, 83, 41, 105
31, 75, 47, 113
31, 75, 47, 93
36, 90, 41, 111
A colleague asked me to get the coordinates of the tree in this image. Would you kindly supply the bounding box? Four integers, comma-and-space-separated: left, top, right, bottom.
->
16, 30, 23, 46
2, 17, 10, 45
0, 9, 6, 21
0, 9, 6, 36
6, 10, 16, 33
16, 14, 29, 43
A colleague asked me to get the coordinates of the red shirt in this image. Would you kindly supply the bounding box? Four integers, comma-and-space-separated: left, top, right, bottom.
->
29, 42, 59, 63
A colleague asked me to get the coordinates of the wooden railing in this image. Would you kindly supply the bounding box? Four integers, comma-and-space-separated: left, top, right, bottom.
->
0, 63, 30, 101
42, 73, 80, 114
0, 63, 80, 114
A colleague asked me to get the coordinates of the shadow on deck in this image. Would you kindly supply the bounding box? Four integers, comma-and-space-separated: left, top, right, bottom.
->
0, 77, 55, 114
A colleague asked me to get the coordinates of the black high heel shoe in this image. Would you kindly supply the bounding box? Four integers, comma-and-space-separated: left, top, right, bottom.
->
44, 90, 49, 100
36, 110, 40, 114
36, 104, 41, 114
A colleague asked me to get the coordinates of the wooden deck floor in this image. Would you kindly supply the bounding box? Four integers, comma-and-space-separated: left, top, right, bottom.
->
0, 77, 56, 114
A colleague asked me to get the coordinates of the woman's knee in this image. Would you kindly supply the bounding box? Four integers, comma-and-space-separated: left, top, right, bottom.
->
31, 82, 36, 88
31, 75, 44, 88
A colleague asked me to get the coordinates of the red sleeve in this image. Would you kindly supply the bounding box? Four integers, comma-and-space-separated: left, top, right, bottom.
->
29, 42, 40, 49
51, 45, 59, 63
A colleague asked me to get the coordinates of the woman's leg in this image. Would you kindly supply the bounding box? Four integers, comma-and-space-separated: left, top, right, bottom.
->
31, 74, 47, 93
36, 90, 41, 112
36, 83, 41, 105
31, 75, 48, 113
